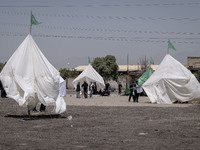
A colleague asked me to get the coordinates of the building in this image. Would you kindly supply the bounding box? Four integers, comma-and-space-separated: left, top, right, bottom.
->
75, 65, 159, 73
75, 65, 159, 80
187, 57, 200, 73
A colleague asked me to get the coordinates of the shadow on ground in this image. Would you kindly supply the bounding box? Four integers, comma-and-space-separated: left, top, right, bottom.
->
4, 114, 66, 120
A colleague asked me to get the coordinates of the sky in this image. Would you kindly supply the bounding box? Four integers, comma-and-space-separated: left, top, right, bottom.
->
0, 0, 200, 69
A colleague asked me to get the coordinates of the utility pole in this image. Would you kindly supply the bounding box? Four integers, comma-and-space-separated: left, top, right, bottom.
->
126, 54, 129, 88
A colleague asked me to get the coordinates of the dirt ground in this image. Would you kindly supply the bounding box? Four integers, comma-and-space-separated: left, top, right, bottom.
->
0, 95, 200, 150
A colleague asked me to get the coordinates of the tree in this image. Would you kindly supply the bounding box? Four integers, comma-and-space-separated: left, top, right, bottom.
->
0, 62, 6, 72
139, 56, 149, 71
59, 68, 79, 80
194, 70, 200, 82
92, 55, 118, 81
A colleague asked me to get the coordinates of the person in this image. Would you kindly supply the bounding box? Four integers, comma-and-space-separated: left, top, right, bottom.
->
105, 82, 109, 91
33, 103, 46, 112
40, 103, 46, 112
133, 81, 140, 102
89, 82, 94, 98
32, 106, 38, 112
128, 81, 135, 102
92, 82, 97, 94
0, 81, 7, 98
105, 82, 110, 96
82, 81, 88, 98
76, 82, 81, 98
118, 82, 122, 95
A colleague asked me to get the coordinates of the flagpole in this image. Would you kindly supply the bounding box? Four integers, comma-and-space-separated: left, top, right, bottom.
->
30, 11, 42, 35
30, 25, 32, 34
167, 39, 169, 54
125, 53, 129, 89
30, 11, 32, 34
167, 47, 169, 54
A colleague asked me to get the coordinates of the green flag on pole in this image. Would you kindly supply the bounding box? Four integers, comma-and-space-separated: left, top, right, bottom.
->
150, 57, 154, 65
30, 11, 41, 26
138, 67, 154, 86
168, 40, 176, 51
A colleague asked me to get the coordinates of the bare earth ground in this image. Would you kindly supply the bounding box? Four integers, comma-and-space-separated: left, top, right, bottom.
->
0, 94, 200, 150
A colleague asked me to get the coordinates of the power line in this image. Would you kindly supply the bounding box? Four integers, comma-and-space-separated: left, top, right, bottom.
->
0, 2, 200, 7
1, 31, 200, 44
1, 22, 200, 36
1, 10, 200, 21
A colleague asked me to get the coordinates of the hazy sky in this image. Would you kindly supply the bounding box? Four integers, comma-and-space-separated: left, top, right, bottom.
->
0, 0, 200, 69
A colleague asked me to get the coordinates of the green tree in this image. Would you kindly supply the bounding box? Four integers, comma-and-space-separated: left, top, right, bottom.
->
59, 68, 79, 80
0, 62, 6, 72
194, 70, 200, 82
92, 55, 118, 81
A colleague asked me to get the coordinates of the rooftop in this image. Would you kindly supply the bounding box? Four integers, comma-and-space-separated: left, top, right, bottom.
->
75, 65, 159, 72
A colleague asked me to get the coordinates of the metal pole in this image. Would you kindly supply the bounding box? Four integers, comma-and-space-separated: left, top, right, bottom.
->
127, 54, 129, 84
167, 39, 169, 54
30, 25, 32, 34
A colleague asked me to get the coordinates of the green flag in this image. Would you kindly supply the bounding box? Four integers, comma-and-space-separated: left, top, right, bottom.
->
150, 57, 154, 65
30, 11, 41, 26
168, 40, 176, 51
138, 67, 154, 86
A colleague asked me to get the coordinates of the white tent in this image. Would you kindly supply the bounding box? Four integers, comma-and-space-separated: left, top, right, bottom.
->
0, 34, 66, 114
72, 64, 105, 90
142, 54, 200, 104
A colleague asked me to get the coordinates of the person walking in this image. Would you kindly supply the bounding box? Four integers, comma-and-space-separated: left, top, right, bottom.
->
76, 82, 81, 98
82, 81, 88, 98
89, 82, 94, 98
134, 81, 140, 102
128, 81, 135, 102
118, 82, 122, 95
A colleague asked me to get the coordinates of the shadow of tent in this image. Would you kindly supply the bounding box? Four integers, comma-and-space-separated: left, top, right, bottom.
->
5, 114, 66, 121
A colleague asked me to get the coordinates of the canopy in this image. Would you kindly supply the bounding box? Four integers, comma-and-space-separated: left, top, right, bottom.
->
142, 54, 200, 104
72, 64, 105, 90
138, 67, 154, 86
0, 34, 66, 114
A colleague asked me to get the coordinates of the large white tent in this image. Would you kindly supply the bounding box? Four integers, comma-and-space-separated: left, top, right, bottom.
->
0, 34, 66, 114
72, 64, 105, 90
142, 54, 200, 104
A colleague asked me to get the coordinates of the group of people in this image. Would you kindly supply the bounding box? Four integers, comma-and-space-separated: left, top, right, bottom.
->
128, 81, 142, 102
76, 81, 97, 98
100, 82, 111, 96
75, 80, 142, 103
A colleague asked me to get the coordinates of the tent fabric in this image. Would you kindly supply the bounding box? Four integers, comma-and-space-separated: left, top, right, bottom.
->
142, 54, 200, 104
138, 67, 154, 86
0, 34, 66, 114
72, 64, 105, 91
59, 77, 67, 97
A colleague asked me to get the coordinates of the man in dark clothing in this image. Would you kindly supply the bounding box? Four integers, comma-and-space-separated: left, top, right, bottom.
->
76, 82, 81, 98
133, 81, 140, 102
40, 104, 46, 112
128, 81, 135, 102
82, 81, 88, 98
0, 81, 7, 98
104, 82, 110, 96
93, 82, 97, 94
118, 82, 122, 95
